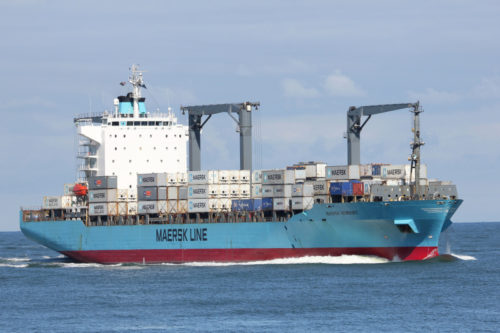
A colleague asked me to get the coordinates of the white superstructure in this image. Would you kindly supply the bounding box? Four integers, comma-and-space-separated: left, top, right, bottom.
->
75, 65, 188, 190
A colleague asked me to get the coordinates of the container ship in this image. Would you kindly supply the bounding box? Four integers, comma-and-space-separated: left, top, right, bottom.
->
20, 66, 462, 263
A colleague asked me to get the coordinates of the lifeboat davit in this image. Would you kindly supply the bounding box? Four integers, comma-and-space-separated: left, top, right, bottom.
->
72, 183, 88, 196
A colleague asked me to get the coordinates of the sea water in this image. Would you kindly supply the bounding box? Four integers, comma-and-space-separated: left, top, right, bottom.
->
0, 222, 498, 332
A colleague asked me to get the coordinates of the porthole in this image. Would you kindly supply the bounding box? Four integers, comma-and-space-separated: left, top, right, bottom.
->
129, 160, 132, 163
114, 147, 117, 151
123, 134, 126, 138
165, 135, 168, 138
154, 147, 156, 150
115, 135, 117, 138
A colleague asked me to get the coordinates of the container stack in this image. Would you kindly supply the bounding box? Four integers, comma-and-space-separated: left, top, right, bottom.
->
137, 173, 167, 215
187, 170, 251, 213
165, 172, 188, 214
88, 176, 118, 216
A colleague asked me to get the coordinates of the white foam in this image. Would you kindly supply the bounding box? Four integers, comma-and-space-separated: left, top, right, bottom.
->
0, 263, 29, 268
0, 257, 30, 262
160, 255, 390, 267
451, 253, 477, 261
60, 262, 104, 268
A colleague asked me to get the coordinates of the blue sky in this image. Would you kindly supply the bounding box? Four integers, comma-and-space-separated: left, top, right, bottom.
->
1, 1, 499, 230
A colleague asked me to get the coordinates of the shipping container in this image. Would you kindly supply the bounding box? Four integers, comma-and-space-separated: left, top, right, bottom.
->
218, 184, 230, 197
273, 185, 292, 197
218, 198, 232, 211
359, 164, 372, 177
291, 197, 314, 210
137, 173, 167, 187
218, 170, 229, 183
294, 169, 306, 182
239, 170, 250, 183
261, 197, 273, 211
137, 187, 167, 201
127, 202, 137, 215
329, 182, 343, 195
272, 197, 291, 211
88, 189, 118, 203
251, 184, 262, 198
240, 184, 251, 197
261, 185, 274, 197
262, 169, 295, 185
252, 198, 263, 211
381, 165, 405, 179
293, 162, 326, 179
177, 172, 188, 184
117, 189, 128, 201
43, 196, 61, 209
371, 164, 382, 176
177, 200, 188, 213
89, 202, 117, 216
166, 173, 178, 185
117, 202, 128, 216
252, 170, 262, 183
167, 200, 178, 214
313, 195, 329, 204
352, 182, 364, 196
404, 164, 428, 182
137, 201, 167, 214
188, 185, 218, 199
386, 179, 403, 186
229, 184, 240, 197
306, 180, 329, 195
188, 170, 218, 184
63, 183, 74, 195
229, 170, 240, 183
325, 165, 360, 180
188, 199, 218, 213
292, 183, 314, 197
231, 199, 254, 211
88, 176, 118, 190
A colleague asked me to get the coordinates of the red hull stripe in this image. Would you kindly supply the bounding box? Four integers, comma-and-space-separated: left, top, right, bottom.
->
61, 247, 438, 264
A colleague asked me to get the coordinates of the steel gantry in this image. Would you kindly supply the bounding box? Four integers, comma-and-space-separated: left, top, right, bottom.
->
180, 102, 260, 171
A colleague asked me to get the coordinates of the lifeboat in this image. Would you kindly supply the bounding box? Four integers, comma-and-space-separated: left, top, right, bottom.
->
72, 183, 88, 196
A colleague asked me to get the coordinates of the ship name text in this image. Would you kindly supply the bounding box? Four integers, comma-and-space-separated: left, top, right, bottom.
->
156, 228, 208, 242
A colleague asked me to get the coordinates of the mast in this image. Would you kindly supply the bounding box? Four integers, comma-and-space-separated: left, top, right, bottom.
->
410, 102, 424, 199
128, 64, 144, 118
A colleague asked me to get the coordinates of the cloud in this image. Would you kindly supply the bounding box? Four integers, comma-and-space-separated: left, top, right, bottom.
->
324, 72, 364, 97
473, 77, 500, 98
282, 78, 320, 98
407, 88, 461, 104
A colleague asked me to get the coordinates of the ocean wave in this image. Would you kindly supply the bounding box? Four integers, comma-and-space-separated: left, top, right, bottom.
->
0, 257, 31, 262
450, 253, 476, 261
0, 263, 29, 268
156, 255, 391, 267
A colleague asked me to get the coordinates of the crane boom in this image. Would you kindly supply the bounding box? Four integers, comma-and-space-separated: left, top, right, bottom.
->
347, 102, 417, 165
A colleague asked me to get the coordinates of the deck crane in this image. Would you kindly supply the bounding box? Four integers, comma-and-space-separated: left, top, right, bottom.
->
346, 102, 424, 199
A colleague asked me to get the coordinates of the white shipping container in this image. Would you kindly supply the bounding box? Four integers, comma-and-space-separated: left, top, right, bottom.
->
251, 184, 262, 198
166, 173, 178, 185
89, 203, 117, 216
117, 189, 128, 201
63, 183, 74, 195
61, 195, 74, 208
273, 185, 292, 197
292, 184, 314, 197
137, 201, 167, 214
262, 169, 295, 185
261, 185, 274, 197
306, 180, 329, 195
127, 202, 137, 215
218, 170, 229, 183
294, 169, 306, 182
291, 197, 314, 210
178, 187, 188, 200
137, 173, 167, 187
128, 189, 137, 201
43, 196, 62, 209
188, 170, 218, 184
229, 184, 240, 197
252, 170, 262, 183
88, 189, 117, 203
273, 197, 291, 211
118, 202, 128, 216
219, 184, 230, 197
188, 185, 219, 199
359, 164, 373, 177
167, 200, 178, 213
239, 184, 251, 197
404, 164, 428, 182
229, 170, 240, 183
177, 172, 188, 184
294, 163, 327, 178
325, 165, 360, 180
188, 199, 218, 213
381, 165, 406, 179
386, 179, 403, 186
218, 198, 232, 211
239, 170, 250, 183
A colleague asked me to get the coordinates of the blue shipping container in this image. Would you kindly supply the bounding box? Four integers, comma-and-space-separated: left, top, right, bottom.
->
253, 199, 263, 211
262, 197, 273, 211
231, 199, 253, 211
329, 182, 343, 195
342, 182, 353, 196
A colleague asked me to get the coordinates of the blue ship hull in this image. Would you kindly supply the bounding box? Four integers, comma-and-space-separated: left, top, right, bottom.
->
20, 200, 462, 263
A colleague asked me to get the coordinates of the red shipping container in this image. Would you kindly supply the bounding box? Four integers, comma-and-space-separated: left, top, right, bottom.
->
352, 182, 364, 196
